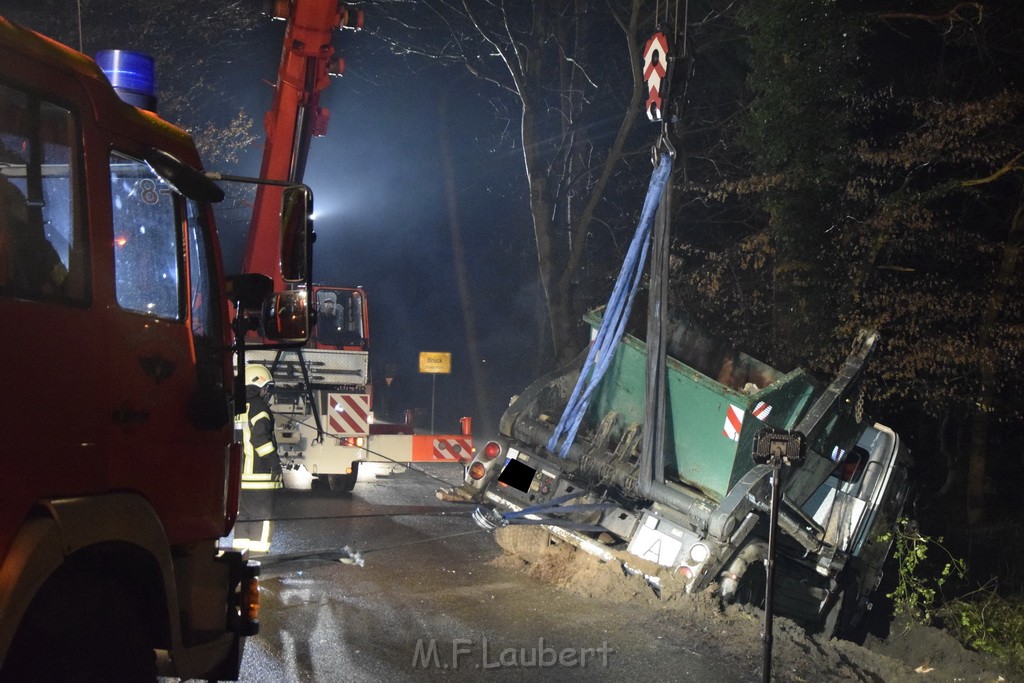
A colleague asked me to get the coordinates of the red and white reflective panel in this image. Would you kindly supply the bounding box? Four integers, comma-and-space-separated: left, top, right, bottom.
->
751, 401, 772, 421
723, 404, 745, 442
433, 437, 473, 462
643, 32, 669, 121
327, 393, 370, 437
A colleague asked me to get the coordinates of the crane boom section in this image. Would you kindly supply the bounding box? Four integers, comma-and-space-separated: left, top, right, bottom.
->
242, 0, 361, 288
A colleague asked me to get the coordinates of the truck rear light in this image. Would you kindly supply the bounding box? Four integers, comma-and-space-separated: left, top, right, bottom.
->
482, 441, 501, 459
678, 566, 693, 579
240, 570, 260, 636
469, 462, 487, 480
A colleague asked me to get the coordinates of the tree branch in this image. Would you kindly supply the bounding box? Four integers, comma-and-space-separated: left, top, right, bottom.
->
878, 2, 983, 23
960, 150, 1024, 187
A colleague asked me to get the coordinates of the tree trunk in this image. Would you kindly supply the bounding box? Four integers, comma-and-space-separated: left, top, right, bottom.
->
967, 194, 1024, 525
517, 0, 645, 366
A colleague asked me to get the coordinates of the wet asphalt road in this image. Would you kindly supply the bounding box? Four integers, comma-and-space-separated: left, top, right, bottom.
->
238, 463, 761, 682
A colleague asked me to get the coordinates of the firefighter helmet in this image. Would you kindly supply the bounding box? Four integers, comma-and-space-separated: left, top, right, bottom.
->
245, 364, 273, 388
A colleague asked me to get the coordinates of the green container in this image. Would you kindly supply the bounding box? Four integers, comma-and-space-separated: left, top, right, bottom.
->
584, 311, 820, 502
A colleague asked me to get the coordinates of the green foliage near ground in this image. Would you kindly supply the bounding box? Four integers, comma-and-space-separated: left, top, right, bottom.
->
881, 517, 966, 623
884, 517, 1024, 676
939, 591, 1024, 677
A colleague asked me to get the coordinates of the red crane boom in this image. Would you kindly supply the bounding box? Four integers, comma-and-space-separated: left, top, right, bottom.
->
242, 0, 362, 289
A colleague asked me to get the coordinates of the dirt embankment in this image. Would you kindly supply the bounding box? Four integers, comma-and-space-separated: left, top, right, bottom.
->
491, 528, 1015, 682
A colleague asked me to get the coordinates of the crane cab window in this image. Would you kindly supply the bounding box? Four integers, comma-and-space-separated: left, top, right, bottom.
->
0, 81, 85, 302
315, 288, 366, 348
110, 152, 182, 319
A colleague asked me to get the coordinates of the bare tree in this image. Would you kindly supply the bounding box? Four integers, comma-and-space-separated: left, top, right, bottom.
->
372, 0, 650, 364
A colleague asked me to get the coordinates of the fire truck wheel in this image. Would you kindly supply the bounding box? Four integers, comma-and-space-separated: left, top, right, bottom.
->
327, 473, 357, 492
327, 462, 360, 493
1, 563, 156, 681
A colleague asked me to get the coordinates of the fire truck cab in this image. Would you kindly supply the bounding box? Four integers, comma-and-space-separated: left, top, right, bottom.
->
0, 16, 309, 680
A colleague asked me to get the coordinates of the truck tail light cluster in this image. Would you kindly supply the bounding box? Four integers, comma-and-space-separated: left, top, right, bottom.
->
464, 440, 504, 485
240, 560, 261, 637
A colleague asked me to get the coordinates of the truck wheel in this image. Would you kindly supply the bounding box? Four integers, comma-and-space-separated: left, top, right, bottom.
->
1, 566, 156, 682
729, 562, 767, 609
822, 589, 847, 639
821, 575, 865, 642
327, 462, 360, 493
494, 526, 553, 564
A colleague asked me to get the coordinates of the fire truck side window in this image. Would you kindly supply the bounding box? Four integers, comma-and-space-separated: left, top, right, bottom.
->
110, 152, 182, 319
0, 81, 84, 302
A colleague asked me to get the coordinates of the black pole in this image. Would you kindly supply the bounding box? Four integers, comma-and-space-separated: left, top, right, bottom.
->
762, 458, 782, 683
751, 428, 805, 683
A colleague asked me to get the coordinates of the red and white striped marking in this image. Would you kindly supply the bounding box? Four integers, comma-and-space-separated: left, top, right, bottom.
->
327, 393, 370, 436
723, 404, 745, 442
751, 401, 772, 421
433, 437, 473, 462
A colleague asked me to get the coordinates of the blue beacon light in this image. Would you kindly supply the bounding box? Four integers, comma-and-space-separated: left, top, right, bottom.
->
95, 49, 157, 112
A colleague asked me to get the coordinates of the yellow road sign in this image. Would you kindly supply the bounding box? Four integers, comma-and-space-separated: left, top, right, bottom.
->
419, 351, 451, 374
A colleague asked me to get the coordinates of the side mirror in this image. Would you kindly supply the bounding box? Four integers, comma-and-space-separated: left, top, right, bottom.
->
262, 290, 309, 342
143, 148, 225, 203
224, 273, 273, 310
281, 185, 311, 283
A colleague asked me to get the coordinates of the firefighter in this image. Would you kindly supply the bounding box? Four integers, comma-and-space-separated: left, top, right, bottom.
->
234, 363, 282, 555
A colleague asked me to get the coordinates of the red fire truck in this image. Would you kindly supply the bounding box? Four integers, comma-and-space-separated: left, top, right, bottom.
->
0, 14, 311, 680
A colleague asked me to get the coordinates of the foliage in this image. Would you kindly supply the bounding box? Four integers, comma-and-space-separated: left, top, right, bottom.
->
665, 1, 1024, 526
673, 2, 1024, 389
881, 519, 1024, 675
938, 590, 1024, 677
878, 518, 966, 623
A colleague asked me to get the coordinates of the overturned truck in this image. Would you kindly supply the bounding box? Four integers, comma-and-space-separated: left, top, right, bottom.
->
456, 308, 912, 637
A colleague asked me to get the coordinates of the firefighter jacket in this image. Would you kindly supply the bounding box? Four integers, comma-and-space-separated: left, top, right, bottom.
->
238, 385, 282, 491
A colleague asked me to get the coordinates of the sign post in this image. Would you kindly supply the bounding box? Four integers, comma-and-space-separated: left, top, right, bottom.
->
418, 352, 452, 433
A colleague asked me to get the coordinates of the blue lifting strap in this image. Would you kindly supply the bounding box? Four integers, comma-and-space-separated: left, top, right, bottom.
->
545, 151, 674, 458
